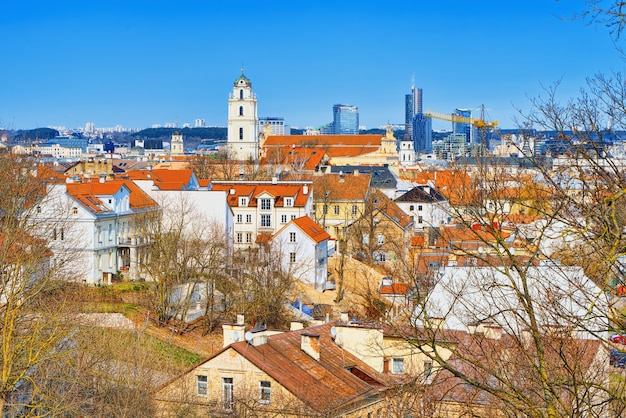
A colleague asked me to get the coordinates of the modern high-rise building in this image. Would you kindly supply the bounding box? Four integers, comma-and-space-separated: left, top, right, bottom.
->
194, 119, 206, 128
413, 113, 432, 152
404, 77, 422, 138
332, 104, 359, 134
453, 108, 472, 143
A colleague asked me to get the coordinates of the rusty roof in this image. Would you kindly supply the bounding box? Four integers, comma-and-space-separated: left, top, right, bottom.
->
228, 323, 391, 413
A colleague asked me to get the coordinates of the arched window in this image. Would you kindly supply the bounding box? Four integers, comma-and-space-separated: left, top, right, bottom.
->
239, 89, 244, 99
239, 106, 244, 116
239, 127, 244, 140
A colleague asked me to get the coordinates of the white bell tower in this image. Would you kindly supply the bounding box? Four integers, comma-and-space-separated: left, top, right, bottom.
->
227, 69, 259, 161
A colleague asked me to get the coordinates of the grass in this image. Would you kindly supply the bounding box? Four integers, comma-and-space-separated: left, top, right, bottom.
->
150, 337, 205, 367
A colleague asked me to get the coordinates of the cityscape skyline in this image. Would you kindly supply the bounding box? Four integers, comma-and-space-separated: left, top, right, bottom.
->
1, 1, 623, 131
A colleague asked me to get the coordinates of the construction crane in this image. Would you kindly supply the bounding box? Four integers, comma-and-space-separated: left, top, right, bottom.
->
424, 105, 498, 150
424, 108, 498, 130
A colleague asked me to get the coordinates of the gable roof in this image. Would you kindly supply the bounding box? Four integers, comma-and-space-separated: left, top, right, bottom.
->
66, 179, 158, 214
370, 190, 414, 229
396, 185, 446, 203
182, 323, 390, 413
121, 169, 197, 190
211, 182, 311, 208
264, 134, 382, 148
312, 173, 371, 201
283, 216, 330, 243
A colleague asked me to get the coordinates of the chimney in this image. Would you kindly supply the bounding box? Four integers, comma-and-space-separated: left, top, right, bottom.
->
354, 169, 359, 176
222, 314, 245, 347
248, 329, 268, 346
340, 312, 349, 323
290, 320, 304, 331
484, 325, 502, 340
272, 176, 278, 184
301, 332, 320, 360
303, 184, 309, 195
230, 188, 235, 195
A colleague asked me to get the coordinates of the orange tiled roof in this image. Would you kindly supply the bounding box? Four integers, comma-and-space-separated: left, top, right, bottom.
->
312, 173, 371, 201
122, 169, 195, 190
379, 282, 409, 295
261, 147, 326, 171
66, 179, 158, 214
264, 134, 382, 148
291, 216, 330, 243
370, 190, 413, 229
211, 182, 311, 208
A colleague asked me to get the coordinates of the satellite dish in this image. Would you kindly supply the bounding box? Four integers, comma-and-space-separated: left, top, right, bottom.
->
330, 326, 337, 339
233, 331, 239, 341
336, 334, 344, 347
245, 331, 253, 343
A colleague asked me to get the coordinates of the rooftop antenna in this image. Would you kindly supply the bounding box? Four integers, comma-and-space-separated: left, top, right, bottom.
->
411, 74, 415, 90
241, 62, 245, 75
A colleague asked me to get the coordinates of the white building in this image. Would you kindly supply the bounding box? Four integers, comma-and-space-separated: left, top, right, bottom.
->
38, 178, 160, 284
227, 70, 259, 161
270, 216, 331, 291
210, 180, 313, 249
395, 185, 451, 230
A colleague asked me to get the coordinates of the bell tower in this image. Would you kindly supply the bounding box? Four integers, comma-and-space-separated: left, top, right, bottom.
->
227, 68, 259, 161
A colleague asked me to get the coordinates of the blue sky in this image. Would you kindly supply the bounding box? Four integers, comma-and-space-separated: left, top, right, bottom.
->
1, 1, 624, 131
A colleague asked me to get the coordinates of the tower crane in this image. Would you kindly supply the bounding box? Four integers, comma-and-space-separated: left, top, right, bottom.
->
424, 105, 498, 149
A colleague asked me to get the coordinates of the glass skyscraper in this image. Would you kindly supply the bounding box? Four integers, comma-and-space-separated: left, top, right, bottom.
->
333, 104, 359, 134
413, 113, 432, 152
453, 108, 472, 143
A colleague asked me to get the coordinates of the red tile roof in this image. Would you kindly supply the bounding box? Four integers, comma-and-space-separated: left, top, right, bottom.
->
66, 179, 158, 214
211, 182, 311, 208
290, 216, 330, 243
264, 134, 382, 148
379, 282, 409, 295
121, 169, 196, 190
312, 173, 371, 201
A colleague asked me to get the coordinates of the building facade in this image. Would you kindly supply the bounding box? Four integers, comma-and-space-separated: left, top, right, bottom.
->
227, 70, 259, 161
332, 104, 359, 134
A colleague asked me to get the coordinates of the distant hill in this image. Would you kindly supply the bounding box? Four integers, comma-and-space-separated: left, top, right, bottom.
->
131, 127, 227, 140
12, 128, 60, 141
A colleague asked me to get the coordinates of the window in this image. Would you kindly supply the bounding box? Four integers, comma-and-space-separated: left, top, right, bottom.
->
36, 206, 41, 213
108, 224, 113, 241
418, 205, 423, 211
289, 252, 296, 263
423, 361, 433, 379
196, 375, 208, 396
334, 205, 340, 215
223, 377, 233, 410
261, 214, 271, 228
246, 214, 252, 223
259, 381, 271, 404
239, 106, 244, 116
239, 127, 244, 140
351, 205, 358, 216
312, 204, 316, 211
281, 214, 287, 224
289, 232, 296, 243
236, 233, 243, 244
246, 233, 252, 244
236, 214, 243, 223
72, 206, 78, 215
409, 205, 415, 211
239, 89, 244, 99
285, 197, 293, 207
392, 358, 405, 374
260, 198, 271, 211
290, 215, 296, 220
322, 205, 328, 215
418, 216, 423, 224
239, 197, 248, 207
377, 234, 384, 245
60, 228, 64, 240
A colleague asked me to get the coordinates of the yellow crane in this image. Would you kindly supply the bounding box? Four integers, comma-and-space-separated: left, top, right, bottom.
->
423, 109, 498, 130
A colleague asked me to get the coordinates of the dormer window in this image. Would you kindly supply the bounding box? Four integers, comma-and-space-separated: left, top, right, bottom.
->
260, 198, 271, 211
284, 197, 293, 207
239, 197, 248, 207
